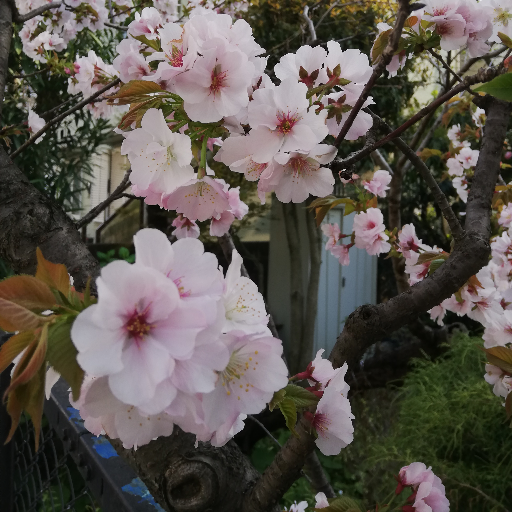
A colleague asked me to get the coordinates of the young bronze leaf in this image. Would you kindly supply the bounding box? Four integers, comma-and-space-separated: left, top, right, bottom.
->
107, 80, 164, 105
35, 248, 70, 296
6, 324, 48, 395
47, 318, 84, 401
6, 363, 46, 451
0, 275, 55, 310
0, 330, 36, 374
0, 298, 45, 332
485, 346, 512, 375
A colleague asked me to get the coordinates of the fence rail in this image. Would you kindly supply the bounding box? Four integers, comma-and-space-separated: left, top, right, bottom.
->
0, 333, 165, 512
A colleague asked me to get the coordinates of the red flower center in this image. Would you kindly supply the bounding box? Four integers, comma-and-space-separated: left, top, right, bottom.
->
210, 64, 228, 96
126, 308, 153, 343
276, 111, 301, 134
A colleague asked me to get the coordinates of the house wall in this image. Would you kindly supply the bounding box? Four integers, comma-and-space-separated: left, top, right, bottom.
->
267, 199, 377, 360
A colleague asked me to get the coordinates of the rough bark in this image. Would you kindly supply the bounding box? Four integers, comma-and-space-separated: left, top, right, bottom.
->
243, 97, 512, 512
0, 146, 100, 290
110, 429, 280, 512
0, 0, 13, 120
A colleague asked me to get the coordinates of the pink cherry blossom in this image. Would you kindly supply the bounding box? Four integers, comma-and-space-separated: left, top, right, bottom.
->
71, 260, 206, 411
201, 331, 288, 437
413, 479, 450, 512
71, 375, 174, 449
258, 144, 336, 203
322, 222, 341, 250
308, 349, 345, 390
399, 224, 422, 259
315, 492, 329, 508
27, 109, 45, 143
285, 502, 308, 512
247, 79, 329, 163
172, 215, 200, 239
446, 157, 464, 177
223, 249, 269, 334
481, 0, 512, 42
113, 39, 151, 83
310, 369, 354, 455
456, 147, 479, 169
210, 185, 248, 237
214, 134, 270, 181
173, 40, 254, 122
162, 176, 230, 222
353, 208, 391, 256
363, 169, 392, 197
423, 0, 468, 51
452, 176, 469, 202
128, 7, 163, 39
121, 109, 194, 205
330, 244, 351, 266
499, 203, 512, 229
274, 45, 327, 87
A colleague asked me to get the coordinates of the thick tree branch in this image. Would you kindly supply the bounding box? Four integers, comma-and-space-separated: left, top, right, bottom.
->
10, 78, 121, 159
0, 1, 13, 121
0, 146, 100, 290
334, 0, 414, 145
243, 96, 512, 512
75, 169, 131, 229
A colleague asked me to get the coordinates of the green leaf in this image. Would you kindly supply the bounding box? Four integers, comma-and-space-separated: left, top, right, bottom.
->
474, 74, 512, 101
118, 247, 130, 259
315, 496, 364, 512
46, 318, 84, 401
279, 397, 298, 435
283, 384, 320, 409
269, 388, 287, 411
498, 31, 512, 49
371, 29, 391, 64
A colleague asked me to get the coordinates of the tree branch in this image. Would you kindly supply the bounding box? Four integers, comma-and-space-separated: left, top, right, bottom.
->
75, 169, 131, 229
333, 64, 506, 170
10, 78, 121, 159
334, 0, 414, 145
13, 2, 62, 23
367, 109, 465, 241
243, 96, 512, 512
302, 5, 317, 44
0, 1, 13, 121
427, 48, 463, 85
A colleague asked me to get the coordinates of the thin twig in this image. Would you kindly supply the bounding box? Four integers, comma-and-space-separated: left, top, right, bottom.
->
10, 78, 121, 159
334, 0, 413, 146
247, 415, 282, 448
10, 68, 48, 79
14, 2, 61, 22
75, 169, 131, 229
302, 5, 317, 43
367, 109, 465, 241
40, 96, 75, 118
427, 48, 464, 85
105, 21, 128, 30
332, 64, 507, 169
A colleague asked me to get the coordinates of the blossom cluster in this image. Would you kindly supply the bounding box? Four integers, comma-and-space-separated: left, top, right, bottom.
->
397, 462, 450, 512
70, 228, 288, 448
294, 349, 354, 456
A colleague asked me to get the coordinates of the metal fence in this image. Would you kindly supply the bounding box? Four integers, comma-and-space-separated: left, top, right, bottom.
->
0, 334, 165, 512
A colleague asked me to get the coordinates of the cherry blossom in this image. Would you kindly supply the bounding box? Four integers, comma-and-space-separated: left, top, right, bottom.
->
258, 144, 337, 203
315, 492, 330, 508
128, 7, 163, 40
223, 249, 269, 334
452, 176, 469, 202
363, 170, 392, 197
201, 331, 288, 436
307, 349, 344, 390
446, 157, 464, 177
247, 79, 328, 163
285, 502, 308, 512
482, 0, 512, 42
162, 176, 231, 222
457, 147, 479, 169
172, 215, 200, 239
308, 368, 354, 455
274, 45, 327, 86
174, 40, 255, 122
113, 39, 151, 83
121, 109, 194, 205
322, 223, 341, 250
210, 185, 249, 237
331, 244, 351, 266
499, 203, 512, 229
27, 109, 45, 143
71, 260, 205, 410
398, 224, 422, 259
353, 208, 391, 256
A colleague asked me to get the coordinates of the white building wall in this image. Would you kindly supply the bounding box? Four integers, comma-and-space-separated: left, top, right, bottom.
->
267, 200, 377, 359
